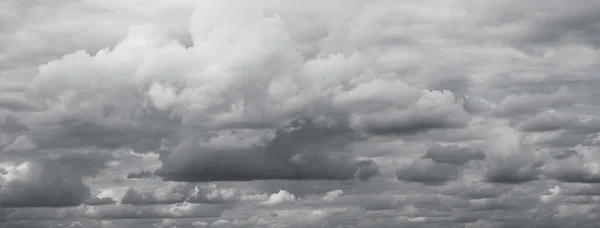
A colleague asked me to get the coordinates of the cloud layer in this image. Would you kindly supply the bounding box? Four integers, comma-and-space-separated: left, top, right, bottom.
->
3, 0, 600, 227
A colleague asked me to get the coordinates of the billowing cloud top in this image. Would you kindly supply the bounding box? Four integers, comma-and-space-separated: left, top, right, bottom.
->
2, 0, 600, 227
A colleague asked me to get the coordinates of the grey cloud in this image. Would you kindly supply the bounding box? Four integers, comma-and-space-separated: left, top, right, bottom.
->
3, 0, 600, 226
0, 149, 114, 178
354, 159, 379, 181
517, 112, 600, 148
551, 149, 580, 160
468, 194, 539, 212
121, 184, 191, 205
0, 93, 41, 111
28, 111, 177, 153
396, 159, 459, 184
519, 112, 600, 133
461, 96, 493, 114
127, 170, 153, 179
526, 131, 600, 148
484, 158, 541, 184
0, 114, 28, 133
441, 183, 509, 200
353, 95, 472, 136
562, 184, 600, 196
473, 0, 600, 49
53, 151, 114, 177
80, 204, 222, 220
0, 160, 90, 207
395, 144, 486, 185
156, 117, 378, 181
493, 86, 573, 118
543, 156, 600, 183
422, 144, 485, 165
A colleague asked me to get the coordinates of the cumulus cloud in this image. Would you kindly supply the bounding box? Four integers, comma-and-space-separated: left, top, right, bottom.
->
186, 184, 246, 204
4, 0, 600, 227
260, 190, 296, 206
322, 189, 344, 201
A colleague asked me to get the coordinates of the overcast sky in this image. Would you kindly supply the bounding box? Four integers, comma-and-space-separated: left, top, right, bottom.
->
2, 0, 600, 227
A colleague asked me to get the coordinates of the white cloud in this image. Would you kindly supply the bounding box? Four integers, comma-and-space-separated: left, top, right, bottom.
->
260, 190, 296, 206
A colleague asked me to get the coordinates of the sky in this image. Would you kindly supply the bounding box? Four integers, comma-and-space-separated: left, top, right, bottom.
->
1, 0, 600, 227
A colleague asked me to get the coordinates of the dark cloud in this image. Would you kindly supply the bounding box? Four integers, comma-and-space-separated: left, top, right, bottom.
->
552, 149, 580, 160
562, 184, 600, 196
0, 114, 28, 133
467, 195, 538, 211
484, 158, 541, 184
29, 112, 177, 153
121, 184, 191, 205
422, 144, 485, 165
543, 156, 600, 183
441, 183, 509, 200
127, 170, 153, 179
53, 151, 114, 177
354, 159, 379, 181
396, 159, 459, 184
156, 117, 379, 181
0, 160, 90, 207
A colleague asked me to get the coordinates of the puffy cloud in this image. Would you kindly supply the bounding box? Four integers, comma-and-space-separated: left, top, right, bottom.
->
0, 160, 90, 207
260, 190, 296, 206
186, 184, 246, 204
322, 189, 344, 201
4, 0, 600, 227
